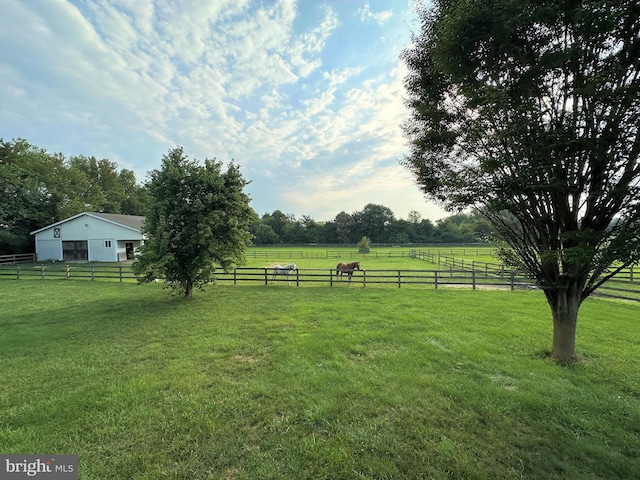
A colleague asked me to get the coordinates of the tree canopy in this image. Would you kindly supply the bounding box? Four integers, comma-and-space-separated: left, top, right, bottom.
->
0, 138, 151, 254
402, 0, 640, 361
133, 147, 256, 298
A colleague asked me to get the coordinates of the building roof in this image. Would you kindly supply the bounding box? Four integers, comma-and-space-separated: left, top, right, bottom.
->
30, 212, 145, 235
90, 212, 145, 231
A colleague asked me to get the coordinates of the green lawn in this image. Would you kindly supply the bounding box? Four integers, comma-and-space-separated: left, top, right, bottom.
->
1, 280, 639, 479
243, 245, 497, 270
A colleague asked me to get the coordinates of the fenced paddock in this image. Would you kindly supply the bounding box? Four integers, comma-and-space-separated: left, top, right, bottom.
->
2, 258, 638, 299
0, 264, 533, 290
252, 268, 532, 289
411, 250, 640, 301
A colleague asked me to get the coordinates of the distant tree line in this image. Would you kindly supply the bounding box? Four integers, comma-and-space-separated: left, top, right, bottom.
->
0, 138, 494, 255
250, 205, 494, 245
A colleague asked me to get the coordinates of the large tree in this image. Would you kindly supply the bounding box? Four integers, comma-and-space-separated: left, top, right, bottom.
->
133, 147, 256, 298
402, 0, 640, 361
334, 211, 356, 244
353, 203, 395, 242
0, 139, 59, 253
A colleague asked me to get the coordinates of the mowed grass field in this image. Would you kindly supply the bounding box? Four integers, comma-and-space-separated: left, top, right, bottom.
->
242, 246, 495, 270
1, 279, 639, 479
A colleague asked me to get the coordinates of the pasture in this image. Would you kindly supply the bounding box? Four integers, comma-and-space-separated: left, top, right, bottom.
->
242, 246, 489, 273
2, 245, 638, 299
1, 279, 639, 479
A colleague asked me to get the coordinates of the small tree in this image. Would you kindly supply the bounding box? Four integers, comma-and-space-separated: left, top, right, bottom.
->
357, 236, 371, 253
402, 0, 640, 361
133, 147, 256, 298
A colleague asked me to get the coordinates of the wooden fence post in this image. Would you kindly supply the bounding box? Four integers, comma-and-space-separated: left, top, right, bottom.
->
510, 271, 515, 290
363, 270, 366, 288
41, 265, 45, 279
472, 270, 476, 290
435, 270, 438, 289
330, 269, 333, 287
119, 266, 123, 282
66, 265, 70, 279
16, 265, 20, 280
397, 270, 401, 288
264, 268, 268, 285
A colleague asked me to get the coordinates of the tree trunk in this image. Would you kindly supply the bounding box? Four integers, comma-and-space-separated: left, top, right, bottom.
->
548, 289, 580, 363
185, 282, 193, 299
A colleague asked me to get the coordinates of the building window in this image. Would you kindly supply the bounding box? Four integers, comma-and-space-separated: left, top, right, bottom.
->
105, 240, 112, 248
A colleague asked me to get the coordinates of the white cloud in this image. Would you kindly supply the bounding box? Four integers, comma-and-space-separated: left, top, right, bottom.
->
357, 3, 393, 25
280, 162, 443, 221
0, 0, 446, 222
323, 67, 364, 87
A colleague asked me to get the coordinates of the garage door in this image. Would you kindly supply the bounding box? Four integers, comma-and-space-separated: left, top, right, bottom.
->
62, 241, 88, 261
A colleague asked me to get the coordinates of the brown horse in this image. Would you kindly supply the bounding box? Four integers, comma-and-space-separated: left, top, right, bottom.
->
336, 261, 360, 283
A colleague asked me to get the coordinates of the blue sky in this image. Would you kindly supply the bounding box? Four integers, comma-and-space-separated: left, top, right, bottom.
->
0, 0, 446, 222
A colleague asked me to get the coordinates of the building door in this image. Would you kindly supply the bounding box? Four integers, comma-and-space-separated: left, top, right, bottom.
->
126, 242, 134, 260
62, 241, 88, 261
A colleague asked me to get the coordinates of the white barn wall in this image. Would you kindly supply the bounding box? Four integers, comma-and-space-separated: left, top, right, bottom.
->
63, 216, 133, 239
35, 239, 62, 261
32, 213, 143, 262
89, 238, 116, 262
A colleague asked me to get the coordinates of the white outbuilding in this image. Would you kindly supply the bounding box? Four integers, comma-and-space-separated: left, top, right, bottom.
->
30, 212, 145, 262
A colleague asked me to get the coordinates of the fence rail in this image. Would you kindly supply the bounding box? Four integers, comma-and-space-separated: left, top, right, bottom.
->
595, 279, 640, 301
246, 248, 496, 259
0, 253, 36, 264
412, 250, 508, 275
411, 250, 638, 283
2, 263, 637, 300
214, 267, 532, 289
0, 264, 533, 290
0, 264, 134, 281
